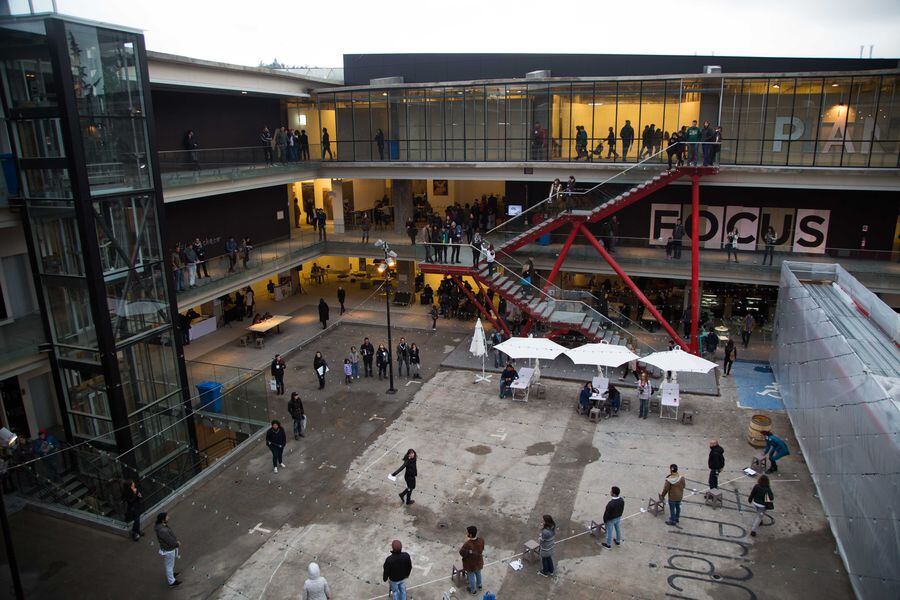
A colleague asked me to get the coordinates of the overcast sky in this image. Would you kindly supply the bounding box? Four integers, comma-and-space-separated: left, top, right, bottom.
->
58, 0, 900, 68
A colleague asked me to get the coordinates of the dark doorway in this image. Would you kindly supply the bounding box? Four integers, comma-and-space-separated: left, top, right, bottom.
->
0, 376, 29, 438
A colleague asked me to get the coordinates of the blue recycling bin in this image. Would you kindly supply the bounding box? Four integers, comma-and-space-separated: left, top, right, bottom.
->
537, 233, 551, 245
195, 381, 223, 413
387, 140, 399, 160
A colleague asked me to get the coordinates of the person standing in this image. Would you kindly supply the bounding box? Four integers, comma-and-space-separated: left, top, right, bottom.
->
459, 526, 485, 594
620, 120, 634, 161
429, 304, 438, 330
726, 227, 740, 263
271, 354, 286, 395
318, 298, 330, 330
192, 238, 209, 278
606, 126, 618, 160
742, 313, 755, 348
538, 514, 556, 577
298, 129, 310, 161
337, 286, 346, 315
708, 440, 725, 490
274, 126, 287, 162
266, 420, 286, 473
392, 449, 418, 505
321, 127, 333, 160
348, 346, 361, 380
396, 337, 410, 378
490, 330, 503, 368
155, 513, 181, 587
361, 337, 375, 377
382, 540, 412, 600
225, 236, 238, 273
762, 226, 777, 266
343, 358, 353, 385
408, 343, 421, 379
637, 371, 653, 419
748, 475, 774, 537
762, 431, 790, 473
288, 392, 305, 439
361, 213, 371, 243
672, 218, 685, 259
181, 240, 197, 287
601, 486, 624, 549
374, 128, 386, 160
317, 208, 327, 240
170, 245, 184, 292
701, 120, 715, 165
483, 243, 496, 277
376, 343, 390, 380
710, 125, 723, 165
450, 221, 462, 263
666, 129, 682, 169
723, 338, 737, 376
313, 352, 328, 389
122, 479, 144, 541
245, 285, 255, 318
685, 120, 702, 165
303, 562, 332, 600
639, 124, 652, 159
241, 236, 253, 269
661, 464, 686, 526
565, 175, 576, 212
260, 127, 273, 165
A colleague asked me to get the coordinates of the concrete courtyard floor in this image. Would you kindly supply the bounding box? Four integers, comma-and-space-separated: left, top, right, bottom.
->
1, 325, 849, 599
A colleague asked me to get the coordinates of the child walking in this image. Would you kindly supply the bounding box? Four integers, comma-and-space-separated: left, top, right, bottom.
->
343, 358, 353, 385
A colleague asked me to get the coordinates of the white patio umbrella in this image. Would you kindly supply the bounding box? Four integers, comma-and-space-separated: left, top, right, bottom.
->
564, 341, 639, 374
640, 347, 717, 379
469, 318, 490, 382
493, 336, 567, 375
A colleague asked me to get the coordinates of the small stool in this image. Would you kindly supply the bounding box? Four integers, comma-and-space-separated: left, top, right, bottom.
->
620, 397, 631, 412
576, 402, 587, 415
534, 383, 546, 399
649, 398, 660, 413
704, 489, 723, 509
751, 455, 768, 472
255, 337, 265, 349
589, 408, 602, 423
647, 495, 665, 517
451, 565, 467, 583
681, 411, 694, 425
589, 520, 606, 538
522, 539, 540, 562
238, 336, 248, 347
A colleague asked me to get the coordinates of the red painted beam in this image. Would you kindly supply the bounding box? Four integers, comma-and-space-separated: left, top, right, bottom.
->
543, 223, 580, 293
452, 276, 509, 337
689, 174, 701, 355
474, 279, 512, 338
500, 215, 575, 255
578, 223, 688, 351
521, 317, 536, 337
587, 170, 684, 224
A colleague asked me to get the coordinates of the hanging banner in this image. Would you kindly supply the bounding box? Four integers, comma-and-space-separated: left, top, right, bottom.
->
723, 206, 761, 250
649, 203, 682, 246
793, 209, 830, 254
682, 205, 725, 249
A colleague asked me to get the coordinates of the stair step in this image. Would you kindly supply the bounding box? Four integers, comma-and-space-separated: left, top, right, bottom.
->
540, 303, 555, 318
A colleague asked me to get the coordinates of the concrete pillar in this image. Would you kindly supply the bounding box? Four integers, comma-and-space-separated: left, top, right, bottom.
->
397, 260, 416, 294
330, 179, 345, 233
391, 179, 413, 236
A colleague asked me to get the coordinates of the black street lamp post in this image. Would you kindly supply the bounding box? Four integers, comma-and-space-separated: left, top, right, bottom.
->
376, 240, 398, 394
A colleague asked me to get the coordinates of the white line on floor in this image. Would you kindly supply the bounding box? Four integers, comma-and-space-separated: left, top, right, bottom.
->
258, 525, 314, 600
355, 437, 405, 481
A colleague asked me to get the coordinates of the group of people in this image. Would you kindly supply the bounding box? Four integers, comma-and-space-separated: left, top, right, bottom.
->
170, 238, 210, 292
258, 126, 331, 162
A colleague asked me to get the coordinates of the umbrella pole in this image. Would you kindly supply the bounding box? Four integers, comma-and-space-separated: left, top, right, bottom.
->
475, 352, 491, 382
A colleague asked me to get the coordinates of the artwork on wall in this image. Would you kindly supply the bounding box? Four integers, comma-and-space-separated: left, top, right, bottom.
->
432, 179, 448, 196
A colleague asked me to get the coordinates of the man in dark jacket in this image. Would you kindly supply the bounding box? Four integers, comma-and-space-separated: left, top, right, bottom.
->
620, 120, 635, 161
361, 337, 375, 377
396, 337, 410, 378
337, 286, 346, 315
271, 354, 286, 395
708, 439, 725, 489
601, 486, 625, 548
287, 392, 305, 440
499, 363, 518, 398
155, 512, 181, 587
459, 526, 485, 594
672, 218, 685, 260
318, 298, 329, 329
383, 540, 412, 599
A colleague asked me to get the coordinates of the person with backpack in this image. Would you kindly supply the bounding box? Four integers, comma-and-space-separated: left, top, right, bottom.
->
748, 474, 774, 537
459, 525, 485, 594
288, 392, 305, 439
601, 486, 624, 549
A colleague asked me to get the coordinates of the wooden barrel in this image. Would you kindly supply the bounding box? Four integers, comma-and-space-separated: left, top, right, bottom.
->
747, 414, 771, 447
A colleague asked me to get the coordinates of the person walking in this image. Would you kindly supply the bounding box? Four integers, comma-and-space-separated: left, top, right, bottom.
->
708, 439, 725, 490
348, 346, 361, 379
337, 286, 346, 315
266, 420, 286, 473
383, 540, 412, 600
564, 175, 576, 212
538, 514, 556, 577
620, 120, 634, 161
723, 338, 737, 376
459, 526, 485, 594
741, 313, 755, 348
661, 464, 686, 526
429, 304, 439, 330
376, 344, 390, 380
374, 128, 386, 160
318, 298, 330, 329
122, 479, 144, 541
392, 449, 418, 505
762, 431, 790, 473
726, 227, 739, 263
637, 371, 653, 419
361, 337, 375, 377
672, 218, 685, 259
601, 486, 624, 549
288, 392, 305, 439
321, 127, 333, 160
155, 512, 181, 587
762, 226, 777, 266
313, 352, 328, 389
396, 337, 410, 378
271, 354, 286, 395
408, 343, 421, 379
303, 562, 332, 600
748, 474, 774, 537
225, 236, 238, 273
606, 126, 618, 160
483, 243, 496, 277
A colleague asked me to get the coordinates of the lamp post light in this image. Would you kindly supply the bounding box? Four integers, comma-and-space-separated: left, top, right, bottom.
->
375, 240, 398, 394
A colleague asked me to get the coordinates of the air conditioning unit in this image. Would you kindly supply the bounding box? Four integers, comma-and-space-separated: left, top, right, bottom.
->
703, 65, 722, 74
369, 76, 404, 86
525, 70, 551, 79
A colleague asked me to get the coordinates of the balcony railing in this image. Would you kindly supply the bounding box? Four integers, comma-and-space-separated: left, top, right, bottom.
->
158, 145, 322, 189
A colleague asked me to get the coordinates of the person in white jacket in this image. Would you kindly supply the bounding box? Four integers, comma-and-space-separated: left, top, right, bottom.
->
483, 244, 496, 277
304, 562, 332, 600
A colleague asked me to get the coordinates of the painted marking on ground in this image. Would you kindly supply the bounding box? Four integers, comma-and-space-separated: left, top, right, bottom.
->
248, 522, 272, 535
489, 427, 508, 442
732, 360, 785, 410
354, 437, 405, 481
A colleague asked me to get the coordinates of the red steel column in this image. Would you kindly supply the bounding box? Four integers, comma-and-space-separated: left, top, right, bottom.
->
690, 174, 700, 355
578, 223, 688, 351
453, 276, 511, 337
543, 223, 580, 293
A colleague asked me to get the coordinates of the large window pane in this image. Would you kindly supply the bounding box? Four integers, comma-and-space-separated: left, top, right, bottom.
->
62, 366, 113, 442
842, 77, 880, 167
14, 118, 64, 158
44, 276, 97, 349
528, 83, 550, 160
815, 77, 853, 166
29, 202, 85, 276
571, 84, 593, 160
506, 85, 528, 161
640, 81, 666, 161
66, 24, 146, 116
617, 82, 640, 162
370, 91, 389, 160
871, 76, 900, 167
762, 78, 794, 166
1, 55, 57, 110
485, 85, 506, 161
333, 92, 353, 161
106, 263, 169, 343
80, 116, 152, 195
549, 83, 572, 161
445, 88, 465, 160
119, 333, 182, 416
351, 91, 371, 161
19, 167, 72, 199
318, 93, 336, 160
464, 86, 484, 161
736, 79, 769, 164
787, 78, 823, 166
407, 89, 427, 161
592, 82, 618, 161
719, 79, 742, 164
94, 194, 162, 275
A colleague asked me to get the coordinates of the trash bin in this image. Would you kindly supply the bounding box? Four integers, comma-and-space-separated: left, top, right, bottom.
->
387, 140, 399, 160
537, 233, 551, 245
195, 381, 223, 413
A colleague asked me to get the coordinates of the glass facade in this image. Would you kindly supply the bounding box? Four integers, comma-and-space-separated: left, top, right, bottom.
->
318, 73, 900, 167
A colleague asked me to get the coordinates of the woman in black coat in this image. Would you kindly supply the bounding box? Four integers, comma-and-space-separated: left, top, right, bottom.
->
122, 479, 144, 541
392, 449, 418, 505
408, 343, 421, 379
318, 299, 330, 329
375, 344, 390, 380
313, 351, 328, 389
266, 420, 287, 473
